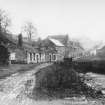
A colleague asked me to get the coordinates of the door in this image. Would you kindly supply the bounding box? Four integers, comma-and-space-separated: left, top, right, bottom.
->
49, 54, 52, 62
36, 54, 39, 63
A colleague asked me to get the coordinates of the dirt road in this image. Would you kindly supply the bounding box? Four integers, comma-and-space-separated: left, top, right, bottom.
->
0, 63, 51, 105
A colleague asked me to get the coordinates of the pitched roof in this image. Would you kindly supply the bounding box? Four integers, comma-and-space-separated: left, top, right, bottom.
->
48, 35, 69, 45
49, 38, 64, 47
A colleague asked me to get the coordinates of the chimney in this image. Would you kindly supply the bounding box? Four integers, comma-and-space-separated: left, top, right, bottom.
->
18, 33, 23, 47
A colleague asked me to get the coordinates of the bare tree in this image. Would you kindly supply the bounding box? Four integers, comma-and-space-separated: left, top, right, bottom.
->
22, 22, 37, 40
0, 9, 11, 33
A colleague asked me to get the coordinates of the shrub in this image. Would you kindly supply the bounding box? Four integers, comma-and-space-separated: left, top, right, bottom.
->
35, 63, 81, 89
33, 61, 103, 99
73, 60, 105, 74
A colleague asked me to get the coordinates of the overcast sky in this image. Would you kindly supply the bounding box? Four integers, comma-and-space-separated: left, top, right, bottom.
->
0, 0, 105, 41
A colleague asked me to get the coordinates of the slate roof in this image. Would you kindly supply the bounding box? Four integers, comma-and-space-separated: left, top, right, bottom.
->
48, 35, 69, 46
48, 35, 84, 50
49, 38, 64, 47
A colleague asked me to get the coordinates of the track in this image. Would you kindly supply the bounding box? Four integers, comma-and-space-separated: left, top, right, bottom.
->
0, 63, 51, 105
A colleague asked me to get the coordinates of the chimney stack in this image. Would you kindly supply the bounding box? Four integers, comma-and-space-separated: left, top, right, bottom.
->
18, 33, 23, 47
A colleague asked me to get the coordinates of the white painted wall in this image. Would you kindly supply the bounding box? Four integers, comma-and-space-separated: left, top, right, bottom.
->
10, 52, 16, 60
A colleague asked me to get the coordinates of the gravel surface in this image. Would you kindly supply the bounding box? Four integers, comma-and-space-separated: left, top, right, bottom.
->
0, 63, 51, 105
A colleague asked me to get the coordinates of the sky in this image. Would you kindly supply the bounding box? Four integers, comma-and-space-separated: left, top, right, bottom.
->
0, 0, 105, 41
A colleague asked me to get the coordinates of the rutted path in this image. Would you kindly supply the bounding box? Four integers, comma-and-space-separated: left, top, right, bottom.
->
0, 63, 51, 105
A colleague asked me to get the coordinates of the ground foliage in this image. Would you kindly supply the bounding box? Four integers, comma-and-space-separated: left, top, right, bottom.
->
0, 45, 9, 65
73, 60, 105, 74
32, 60, 103, 100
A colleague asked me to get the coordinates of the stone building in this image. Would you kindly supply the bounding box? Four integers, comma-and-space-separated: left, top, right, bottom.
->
48, 35, 84, 59
42, 38, 65, 62
68, 40, 84, 58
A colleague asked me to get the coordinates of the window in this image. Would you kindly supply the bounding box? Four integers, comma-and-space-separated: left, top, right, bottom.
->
53, 54, 56, 61
30, 53, 32, 61
36, 54, 39, 63
33, 53, 35, 60
49, 54, 52, 62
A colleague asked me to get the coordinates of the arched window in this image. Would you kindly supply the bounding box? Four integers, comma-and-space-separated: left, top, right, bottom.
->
33, 53, 35, 60
30, 53, 32, 61
53, 54, 56, 61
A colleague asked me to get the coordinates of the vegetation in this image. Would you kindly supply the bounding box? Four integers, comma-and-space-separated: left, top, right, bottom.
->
21, 21, 37, 40
32, 60, 103, 100
0, 9, 11, 33
73, 60, 105, 74
0, 45, 9, 65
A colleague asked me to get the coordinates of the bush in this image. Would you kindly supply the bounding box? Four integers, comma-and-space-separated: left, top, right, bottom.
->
11, 60, 27, 64
33, 61, 103, 99
35, 63, 81, 89
73, 60, 105, 74
0, 45, 9, 65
